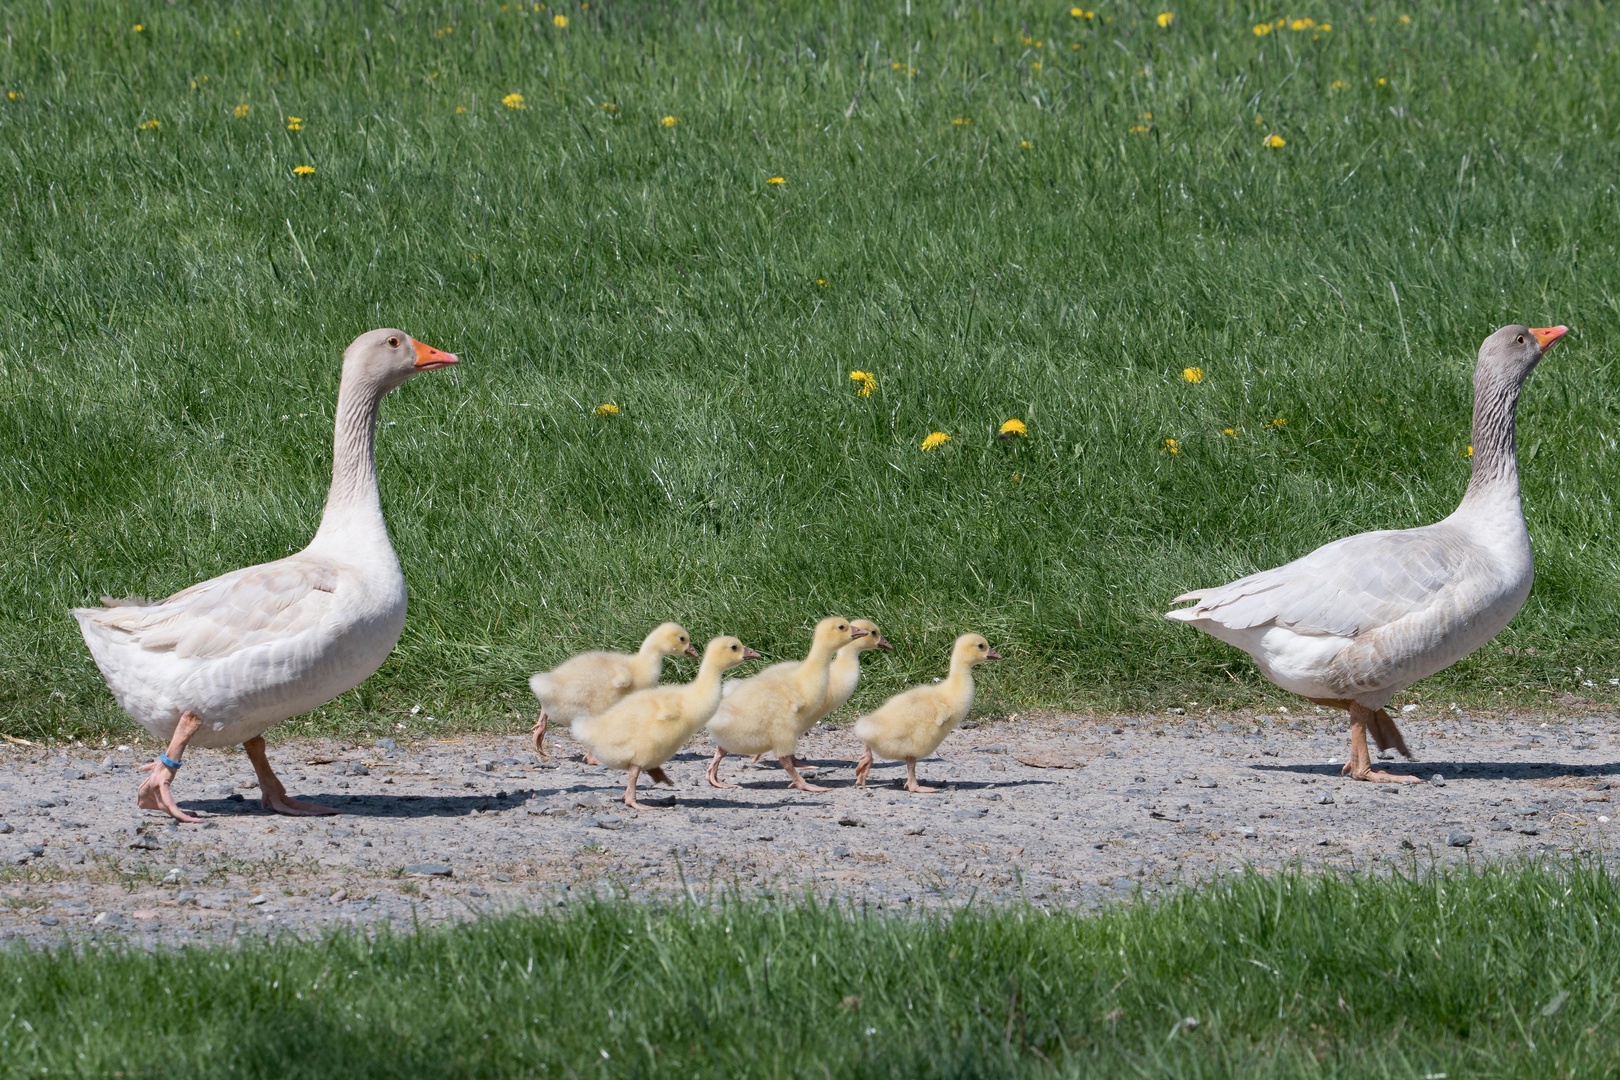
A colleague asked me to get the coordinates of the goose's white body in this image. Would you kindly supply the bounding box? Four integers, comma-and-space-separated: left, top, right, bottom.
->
73, 542, 407, 749
1168, 324, 1561, 715
72, 329, 452, 753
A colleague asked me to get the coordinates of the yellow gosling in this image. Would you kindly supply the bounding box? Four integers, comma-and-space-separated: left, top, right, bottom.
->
854, 633, 1001, 794
528, 623, 697, 758
575, 636, 760, 811
705, 617, 865, 792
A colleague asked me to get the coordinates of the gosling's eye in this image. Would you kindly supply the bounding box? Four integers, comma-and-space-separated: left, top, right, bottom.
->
730, 644, 738, 651
978, 643, 986, 650
386, 335, 401, 348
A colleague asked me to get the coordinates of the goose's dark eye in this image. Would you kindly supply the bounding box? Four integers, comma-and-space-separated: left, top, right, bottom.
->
1517, 335, 1526, 344
978, 643, 986, 649
730, 644, 738, 651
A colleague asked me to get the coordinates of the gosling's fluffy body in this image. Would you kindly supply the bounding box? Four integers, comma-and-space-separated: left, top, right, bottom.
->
575, 636, 758, 809
529, 622, 696, 754
705, 616, 865, 791
855, 633, 1000, 793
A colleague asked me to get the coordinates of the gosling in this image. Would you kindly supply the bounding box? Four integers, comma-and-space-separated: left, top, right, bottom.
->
529, 622, 697, 758
854, 633, 1001, 793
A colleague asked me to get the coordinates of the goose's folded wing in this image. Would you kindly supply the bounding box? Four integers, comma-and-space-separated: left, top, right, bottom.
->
80, 557, 339, 659
1169, 530, 1467, 638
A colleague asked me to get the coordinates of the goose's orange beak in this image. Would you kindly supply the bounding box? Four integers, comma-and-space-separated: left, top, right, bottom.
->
1531, 325, 1568, 349
412, 339, 459, 370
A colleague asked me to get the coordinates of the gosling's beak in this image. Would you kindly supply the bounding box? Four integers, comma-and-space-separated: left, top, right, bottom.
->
683, 645, 701, 659
876, 636, 894, 651
412, 338, 459, 370
1531, 325, 1568, 350
985, 648, 1003, 660
742, 647, 763, 660
848, 627, 870, 639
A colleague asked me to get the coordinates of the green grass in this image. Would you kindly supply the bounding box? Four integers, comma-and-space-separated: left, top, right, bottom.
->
4, 0, 1620, 740
5, 861, 1620, 1077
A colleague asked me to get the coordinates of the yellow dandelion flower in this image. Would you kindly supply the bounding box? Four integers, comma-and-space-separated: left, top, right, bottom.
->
1162, 438, 1180, 454
1222, 427, 1237, 437
234, 103, 249, 117
1377, 78, 1388, 86
1465, 445, 1474, 457
1032, 61, 1041, 70
1255, 114, 1263, 124
293, 165, 315, 175
602, 102, 618, 111
1319, 24, 1331, 32
455, 106, 466, 114
1264, 134, 1286, 148
952, 117, 972, 125
849, 371, 877, 397
662, 115, 678, 126
1270, 417, 1287, 427
1399, 14, 1411, 24
1019, 140, 1033, 148
1129, 125, 1150, 133
1144, 112, 1153, 120
1331, 80, 1347, 89
437, 26, 454, 37
553, 13, 567, 26
6, 91, 19, 101
766, 176, 785, 184
999, 419, 1028, 437
1182, 367, 1204, 383
286, 116, 303, 131
594, 403, 619, 416
133, 24, 144, 32
921, 431, 951, 451
1156, 13, 1174, 28
1290, 18, 1314, 30
816, 278, 829, 286
502, 93, 525, 109
139, 119, 160, 131
1070, 6, 1083, 14
1253, 22, 1271, 35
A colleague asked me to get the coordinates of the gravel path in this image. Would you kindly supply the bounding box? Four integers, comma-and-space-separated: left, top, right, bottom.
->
2, 707, 1615, 949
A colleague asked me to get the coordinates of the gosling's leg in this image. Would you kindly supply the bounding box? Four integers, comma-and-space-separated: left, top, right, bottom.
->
854, 746, 874, 788
136, 711, 205, 824
624, 765, 665, 811
779, 754, 830, 794
532, 708, 549, 757
903, 758, 940, 794
705, 747, 738, 790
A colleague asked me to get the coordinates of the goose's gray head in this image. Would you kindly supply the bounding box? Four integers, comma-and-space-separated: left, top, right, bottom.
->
343, 328, 458, 392
1478, 323, 1566, 390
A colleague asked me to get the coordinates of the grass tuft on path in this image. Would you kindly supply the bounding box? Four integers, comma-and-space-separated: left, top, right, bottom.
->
3, 2, 1620, 740
3, 860, 1618, 1077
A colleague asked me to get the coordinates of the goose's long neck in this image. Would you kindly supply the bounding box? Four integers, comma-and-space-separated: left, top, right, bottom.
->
1456, 367, 1526, 521
632, 644, 666, 686
312, 374, 391, 549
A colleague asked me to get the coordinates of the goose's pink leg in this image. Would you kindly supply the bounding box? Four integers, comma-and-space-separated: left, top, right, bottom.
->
244, 736, 340, 815
1342, 704, 1421, 784
137, 711, 204, 824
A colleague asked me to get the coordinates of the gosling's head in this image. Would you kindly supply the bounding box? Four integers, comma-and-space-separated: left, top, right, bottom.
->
645, 622, 699, 659
813, 616, 867, 651
704, 636, 762, 673
953, 633, 1002, 668
342, 327, 458, 393
845, 619, 892, 653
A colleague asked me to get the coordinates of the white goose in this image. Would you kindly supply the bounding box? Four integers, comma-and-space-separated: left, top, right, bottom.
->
73, 329, 458, 822
1167, 324, 1566, 782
